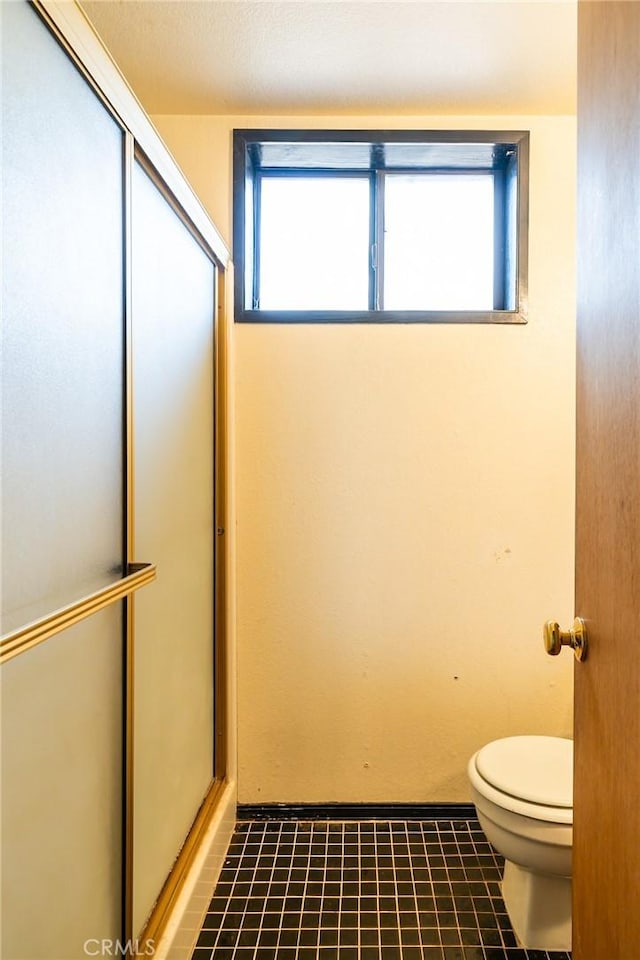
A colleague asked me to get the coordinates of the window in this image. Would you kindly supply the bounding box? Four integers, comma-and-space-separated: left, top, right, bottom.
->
233, 129, 529, 323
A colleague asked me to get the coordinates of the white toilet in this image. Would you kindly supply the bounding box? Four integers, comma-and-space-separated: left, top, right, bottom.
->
467, 735, 573, 951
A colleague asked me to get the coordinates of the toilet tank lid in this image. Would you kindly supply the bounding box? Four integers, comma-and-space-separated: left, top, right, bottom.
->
475, 736, 573, 808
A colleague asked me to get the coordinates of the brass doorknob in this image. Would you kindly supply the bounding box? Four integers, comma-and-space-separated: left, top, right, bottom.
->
543, 618, 588, 661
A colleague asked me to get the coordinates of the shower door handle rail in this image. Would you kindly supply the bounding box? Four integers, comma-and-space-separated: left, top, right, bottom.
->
0, 562, 156, 665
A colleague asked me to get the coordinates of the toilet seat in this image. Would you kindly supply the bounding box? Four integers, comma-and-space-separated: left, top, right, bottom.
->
470, 736, 573, 825
476, 736, 573, 807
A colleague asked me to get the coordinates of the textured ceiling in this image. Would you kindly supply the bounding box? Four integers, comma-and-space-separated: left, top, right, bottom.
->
80, 1, 577, 116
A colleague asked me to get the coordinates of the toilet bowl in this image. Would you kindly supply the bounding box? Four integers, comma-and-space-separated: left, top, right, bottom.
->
467, 735, 573, 951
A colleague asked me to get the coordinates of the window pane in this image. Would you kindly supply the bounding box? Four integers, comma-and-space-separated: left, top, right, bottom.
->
383, 174, 494, 310
259, 176, 370, 310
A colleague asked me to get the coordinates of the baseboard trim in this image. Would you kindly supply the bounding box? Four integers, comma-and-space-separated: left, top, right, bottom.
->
142, 778, 236, 960
236, 802, 477, 821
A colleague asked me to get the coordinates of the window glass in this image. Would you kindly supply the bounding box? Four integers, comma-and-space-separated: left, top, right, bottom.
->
258, 176, 370, 310
383, 174, 494, 310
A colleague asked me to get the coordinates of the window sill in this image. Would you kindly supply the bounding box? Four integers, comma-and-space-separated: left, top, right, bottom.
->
235, 308, 528, 325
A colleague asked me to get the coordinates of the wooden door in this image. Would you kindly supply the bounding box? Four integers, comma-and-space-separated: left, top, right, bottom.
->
574, 3, 640, 957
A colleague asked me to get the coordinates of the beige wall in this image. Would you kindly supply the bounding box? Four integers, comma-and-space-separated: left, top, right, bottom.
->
154, 113, 576, 803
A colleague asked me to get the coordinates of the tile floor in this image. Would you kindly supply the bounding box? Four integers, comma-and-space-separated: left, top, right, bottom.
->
190, 818, 571, 960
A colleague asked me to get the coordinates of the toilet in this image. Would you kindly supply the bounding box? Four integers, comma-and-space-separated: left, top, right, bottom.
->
467, 735, 573, 951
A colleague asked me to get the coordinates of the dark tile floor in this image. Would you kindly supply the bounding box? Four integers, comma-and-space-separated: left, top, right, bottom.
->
190, 819, 571, 960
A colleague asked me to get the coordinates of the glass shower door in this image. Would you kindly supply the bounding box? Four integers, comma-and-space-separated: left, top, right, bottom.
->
1, 3, 127, 956
131, 159, 217, 935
